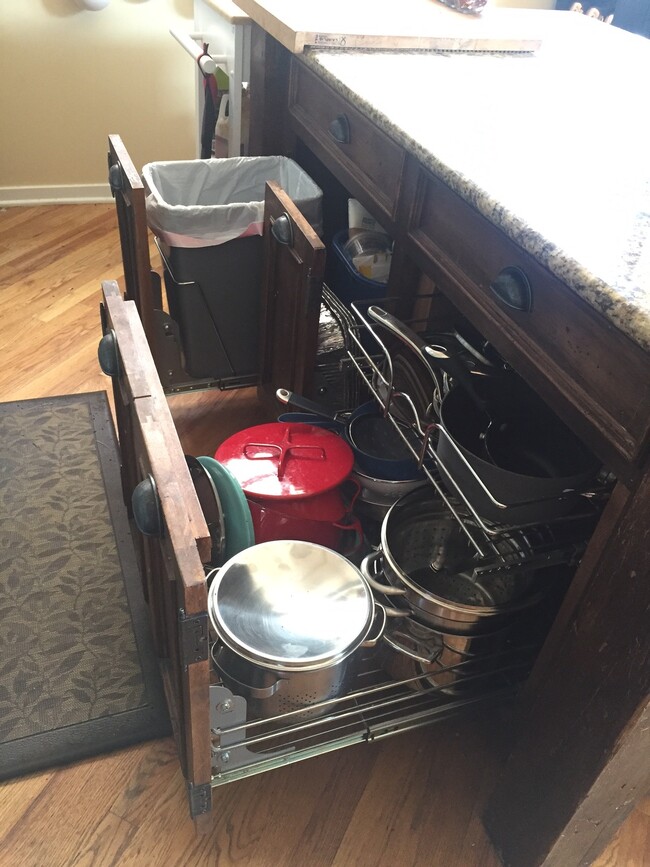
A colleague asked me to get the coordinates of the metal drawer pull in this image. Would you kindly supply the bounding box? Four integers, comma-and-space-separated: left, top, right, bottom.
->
329, 114, 351, 144
108, 163, 123, 195
271, 212, 293, 247
489, 266, 532, 313
132, 475, 164, 538
98, 329, 120, 377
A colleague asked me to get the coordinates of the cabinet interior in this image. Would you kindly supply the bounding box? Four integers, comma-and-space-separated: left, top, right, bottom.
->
141, 143, 615, 790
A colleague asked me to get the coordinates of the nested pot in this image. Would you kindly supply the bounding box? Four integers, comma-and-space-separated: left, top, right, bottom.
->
380, 614, 515, 695
363, 487, 549, 635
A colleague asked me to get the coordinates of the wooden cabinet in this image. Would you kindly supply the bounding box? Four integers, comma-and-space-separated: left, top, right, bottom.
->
101, 163, 330, 818
106, 30, 649, 866
404, 166, 650, 483
244, 34, 650, 867
288, 63, 405, 230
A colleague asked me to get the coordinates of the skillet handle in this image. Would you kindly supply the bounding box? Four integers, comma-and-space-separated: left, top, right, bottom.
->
275, 388, 340, 423
367, 307, 487, 413
367, 306, 430, 355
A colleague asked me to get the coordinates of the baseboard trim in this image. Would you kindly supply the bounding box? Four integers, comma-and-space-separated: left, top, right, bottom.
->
0, 184, 113, 207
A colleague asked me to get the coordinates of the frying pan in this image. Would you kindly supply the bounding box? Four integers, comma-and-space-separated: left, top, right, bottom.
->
367, 306, 490, 426
365, 308, 600, 524
275, 388, 425, 481
185, 455, 225, 566
436, 377, 601, 524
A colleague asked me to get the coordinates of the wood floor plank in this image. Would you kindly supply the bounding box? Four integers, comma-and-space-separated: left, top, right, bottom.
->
0, 204, 648, 867
331, 720, 503, 867
66, 811, 138, 867
0, 747, 150, 867
0, 772, 55, 839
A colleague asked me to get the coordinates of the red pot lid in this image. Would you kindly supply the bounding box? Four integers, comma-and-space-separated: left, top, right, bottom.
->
215, 422, 354, 500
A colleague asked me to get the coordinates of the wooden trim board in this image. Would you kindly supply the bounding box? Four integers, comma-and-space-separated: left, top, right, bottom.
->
233, 0, 549, 52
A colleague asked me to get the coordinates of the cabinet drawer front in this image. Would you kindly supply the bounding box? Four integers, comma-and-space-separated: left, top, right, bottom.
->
408, 170, 650, 472
289, 61, 404, 225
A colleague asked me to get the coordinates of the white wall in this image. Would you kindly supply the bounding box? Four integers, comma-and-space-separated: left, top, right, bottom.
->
0, 0, 195, 204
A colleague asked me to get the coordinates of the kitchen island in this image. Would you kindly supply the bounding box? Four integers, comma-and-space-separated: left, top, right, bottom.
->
241, 8, 650, 867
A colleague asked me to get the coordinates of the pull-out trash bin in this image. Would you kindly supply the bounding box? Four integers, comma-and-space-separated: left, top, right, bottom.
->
143, 156, 323, 381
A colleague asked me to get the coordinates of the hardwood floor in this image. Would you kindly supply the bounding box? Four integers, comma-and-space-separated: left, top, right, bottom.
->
0, 204, 647, 867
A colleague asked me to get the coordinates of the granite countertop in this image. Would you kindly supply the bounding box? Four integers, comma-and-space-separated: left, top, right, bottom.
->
304, 14, 650, 353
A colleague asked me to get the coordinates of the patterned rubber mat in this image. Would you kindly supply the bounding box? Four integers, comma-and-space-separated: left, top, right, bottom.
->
0, 391, 170, 779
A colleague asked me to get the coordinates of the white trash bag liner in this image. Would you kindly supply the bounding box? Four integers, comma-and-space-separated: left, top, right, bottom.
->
143, 155, 323, 248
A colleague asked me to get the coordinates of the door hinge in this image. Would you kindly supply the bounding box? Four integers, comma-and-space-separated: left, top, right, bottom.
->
187, 780, 212, 818
179, 609, 209, 667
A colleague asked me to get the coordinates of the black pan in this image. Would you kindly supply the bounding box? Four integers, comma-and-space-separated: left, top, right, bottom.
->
436, 376, 601, 524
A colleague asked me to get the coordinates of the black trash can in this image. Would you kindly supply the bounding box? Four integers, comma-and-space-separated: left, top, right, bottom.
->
143, 156, 323, 381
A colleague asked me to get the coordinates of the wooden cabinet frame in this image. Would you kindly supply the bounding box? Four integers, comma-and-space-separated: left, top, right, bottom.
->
102, 30, 649, 860
245, 25, 650, 867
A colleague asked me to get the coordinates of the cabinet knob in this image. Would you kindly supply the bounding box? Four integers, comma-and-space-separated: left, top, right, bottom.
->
328, 114, 351, 144
489, 266, 532, 313
271, 213, 294, 247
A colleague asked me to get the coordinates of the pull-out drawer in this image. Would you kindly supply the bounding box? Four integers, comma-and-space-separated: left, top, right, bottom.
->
99, 179, 329, 820
288, 60, 405, 230
406, 168, 650, 481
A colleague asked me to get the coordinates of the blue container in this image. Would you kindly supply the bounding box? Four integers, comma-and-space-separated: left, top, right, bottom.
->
327, 230, 388, 306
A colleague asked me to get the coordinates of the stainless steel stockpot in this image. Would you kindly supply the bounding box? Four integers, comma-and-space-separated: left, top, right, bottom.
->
207, 540, 385, 719
379, 615, 514, 695
363, 488, 547, 635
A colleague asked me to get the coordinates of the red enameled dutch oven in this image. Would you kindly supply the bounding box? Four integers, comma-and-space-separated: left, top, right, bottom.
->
215, 422, 362, 553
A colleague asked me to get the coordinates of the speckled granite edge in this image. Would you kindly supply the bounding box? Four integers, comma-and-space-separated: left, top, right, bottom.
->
302, 50, 650, 354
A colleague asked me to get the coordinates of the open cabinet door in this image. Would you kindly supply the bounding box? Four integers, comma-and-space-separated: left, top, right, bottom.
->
108, 135, 220, 395
99, 280, 213, 820
107, 136, 162, 354
258, 180, 326, 404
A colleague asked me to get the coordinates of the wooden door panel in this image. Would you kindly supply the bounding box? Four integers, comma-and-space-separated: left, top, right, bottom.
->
108, 135, 162, 353
258, 180, 326, 403
99, 280, 213, 818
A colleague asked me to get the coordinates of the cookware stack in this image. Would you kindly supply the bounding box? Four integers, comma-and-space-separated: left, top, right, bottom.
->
199, 298, 604, 724
337, 302, 604, 693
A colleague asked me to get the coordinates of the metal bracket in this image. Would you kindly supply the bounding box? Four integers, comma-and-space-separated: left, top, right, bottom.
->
187, 780, 212, 817
179, 610, 209, 667
209, 684, 294, 774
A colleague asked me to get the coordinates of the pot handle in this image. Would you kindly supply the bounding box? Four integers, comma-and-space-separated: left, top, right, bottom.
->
361, 550, 407, 598
334, 477, 364, 556
211, 648, 286, 699
383, 630, 442, 665
360, 602, 388, 648
218, 668, 285, 700
335, 513, 364, 557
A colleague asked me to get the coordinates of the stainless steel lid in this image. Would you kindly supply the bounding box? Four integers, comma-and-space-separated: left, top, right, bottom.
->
208, 540, 374, 671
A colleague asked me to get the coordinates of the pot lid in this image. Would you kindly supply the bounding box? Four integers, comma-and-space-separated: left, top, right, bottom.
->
208, 540, 373, 670
185, 455, 225, 566
215, 422, 354, 500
